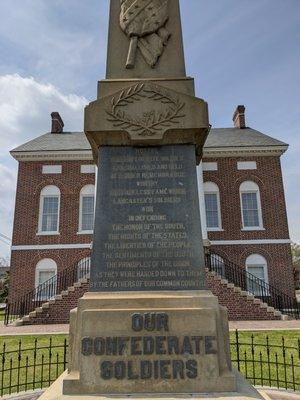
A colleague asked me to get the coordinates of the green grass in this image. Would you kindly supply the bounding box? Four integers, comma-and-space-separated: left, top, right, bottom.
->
0, 331, 299, 396
230, 330, 300, 391
0, 335, 68, 396
0, 310, 4, 321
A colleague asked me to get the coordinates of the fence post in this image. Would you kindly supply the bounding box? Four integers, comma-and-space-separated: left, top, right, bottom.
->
235, 330, 240, 372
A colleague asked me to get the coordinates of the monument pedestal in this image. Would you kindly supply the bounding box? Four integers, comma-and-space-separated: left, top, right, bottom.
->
38, 291, 264, 400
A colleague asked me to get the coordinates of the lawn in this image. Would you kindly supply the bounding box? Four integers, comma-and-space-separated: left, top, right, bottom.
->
0, 331, 299, 396
0, 310, 4, 321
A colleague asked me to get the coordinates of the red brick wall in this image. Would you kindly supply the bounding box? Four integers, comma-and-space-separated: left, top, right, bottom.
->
210, 244, 294, 299
9, 160, 95, 301
24, 272, 280, 325
203, 156, 290, 240
203, 156, 294, 298
12, 160, 95, 245
9, 248, 92, 302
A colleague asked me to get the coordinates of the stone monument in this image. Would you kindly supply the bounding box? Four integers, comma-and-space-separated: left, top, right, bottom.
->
39, 1, 264, 399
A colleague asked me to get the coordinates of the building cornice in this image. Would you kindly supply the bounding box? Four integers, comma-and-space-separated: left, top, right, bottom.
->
203, 145, 288, 158
10, 150, 93, 162
11, 243, 92, 251
10, 145, 288, 162
210, 239, 291, 246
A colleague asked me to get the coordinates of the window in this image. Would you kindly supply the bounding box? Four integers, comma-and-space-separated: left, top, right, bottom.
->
35, 259, 57, 300
204, 182, 222, 230
246, 254, 269, 296
38, 186, 60, 234
240, 181, 263, 230
77, 257, 91, 280
79, 185, 95, 233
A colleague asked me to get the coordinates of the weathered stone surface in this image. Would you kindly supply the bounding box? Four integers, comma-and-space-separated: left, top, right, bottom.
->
106, 0, 186, 79
90, 145, 206, 292
62, 291, 238, 395
39, 369, 266, 399
85, 82, 209, 164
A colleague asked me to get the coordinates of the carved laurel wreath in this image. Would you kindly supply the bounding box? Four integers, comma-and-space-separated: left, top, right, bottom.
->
106, 84, 185, 136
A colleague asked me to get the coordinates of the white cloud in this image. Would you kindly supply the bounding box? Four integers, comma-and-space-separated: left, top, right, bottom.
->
0, 74, 88, 259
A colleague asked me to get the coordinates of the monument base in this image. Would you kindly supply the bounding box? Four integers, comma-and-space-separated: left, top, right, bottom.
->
39, 369, 265, 400
58, 291, 250, 396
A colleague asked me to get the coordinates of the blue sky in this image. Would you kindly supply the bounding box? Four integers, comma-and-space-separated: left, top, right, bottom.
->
0, 0, 299, 259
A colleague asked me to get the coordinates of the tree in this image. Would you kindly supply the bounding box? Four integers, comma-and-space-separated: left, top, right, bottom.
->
291, 243, 300, 289
0, 257, 9, 302
0, 272, 9, 303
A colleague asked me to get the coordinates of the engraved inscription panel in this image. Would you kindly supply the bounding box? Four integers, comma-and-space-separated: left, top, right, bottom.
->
91, 145, 205, 291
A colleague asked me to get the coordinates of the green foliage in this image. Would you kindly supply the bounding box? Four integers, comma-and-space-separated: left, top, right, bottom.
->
0, 272, 9, 303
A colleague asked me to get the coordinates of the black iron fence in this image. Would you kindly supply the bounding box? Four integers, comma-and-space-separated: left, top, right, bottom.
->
4, 258, 90, 325
206, 253, 300, 320
231, 330, 300, 391
0, 337, 68, 396
4, 253, 299, 325
0, 332, 299, 396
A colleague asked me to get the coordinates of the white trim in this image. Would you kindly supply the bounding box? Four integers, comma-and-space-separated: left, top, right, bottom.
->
241, 227, 266, 232
196, 164, 208, 241
11, 243, 92, 251
202, 162, 218, 171
10, 144, 288, 162
10, 150, 93, 162
237, 161, 257, 171
203, 145, 288, 158
81, 165, 95, 174
204, 182, 223, 230
38, 186, 61, 234
240, 181, 264, 230
210, 239, 291, 245
78, 185, 95, 234
42, 165, 62, 174
36, 232, 60, 236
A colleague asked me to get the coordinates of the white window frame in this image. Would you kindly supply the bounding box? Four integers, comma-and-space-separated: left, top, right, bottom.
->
246, 254, 269, 296
204, 182, 223, 231
38, 186, 60, 235
35, 258, 57, 300
240, 181, 264, 231
78, 185, 95, 234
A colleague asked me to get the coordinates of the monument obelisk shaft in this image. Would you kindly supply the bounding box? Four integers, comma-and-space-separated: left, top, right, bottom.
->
39, 1, 263, 398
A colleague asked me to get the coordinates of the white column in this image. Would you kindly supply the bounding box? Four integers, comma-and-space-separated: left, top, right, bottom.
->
197, 162, 208, 241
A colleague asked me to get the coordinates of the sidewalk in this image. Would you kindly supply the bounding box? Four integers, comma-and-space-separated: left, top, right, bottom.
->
3, 389, 300, 400
1, 320, 300, 336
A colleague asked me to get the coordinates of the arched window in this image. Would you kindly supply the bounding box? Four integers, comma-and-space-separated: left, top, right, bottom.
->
77, 257, 91, 280
79, 185, 95, 233
38, 186, 60, 234
246, 254, 269, 296
240, 181, 263, 230
35, 259, 57, 300
204, 182, 222, 230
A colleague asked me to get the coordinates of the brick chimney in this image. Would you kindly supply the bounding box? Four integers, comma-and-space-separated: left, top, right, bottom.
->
233, 105, 246, 129
51, 112, 64, 134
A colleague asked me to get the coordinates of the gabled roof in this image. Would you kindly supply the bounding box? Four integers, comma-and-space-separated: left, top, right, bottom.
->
10, 127, 288, 160
205, 128, 287, 149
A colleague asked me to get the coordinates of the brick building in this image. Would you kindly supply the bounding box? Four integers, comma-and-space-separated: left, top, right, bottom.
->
7, 106, 295, 323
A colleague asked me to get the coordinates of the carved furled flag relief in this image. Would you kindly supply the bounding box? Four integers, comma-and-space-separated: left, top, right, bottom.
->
120, 0, 171, 69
